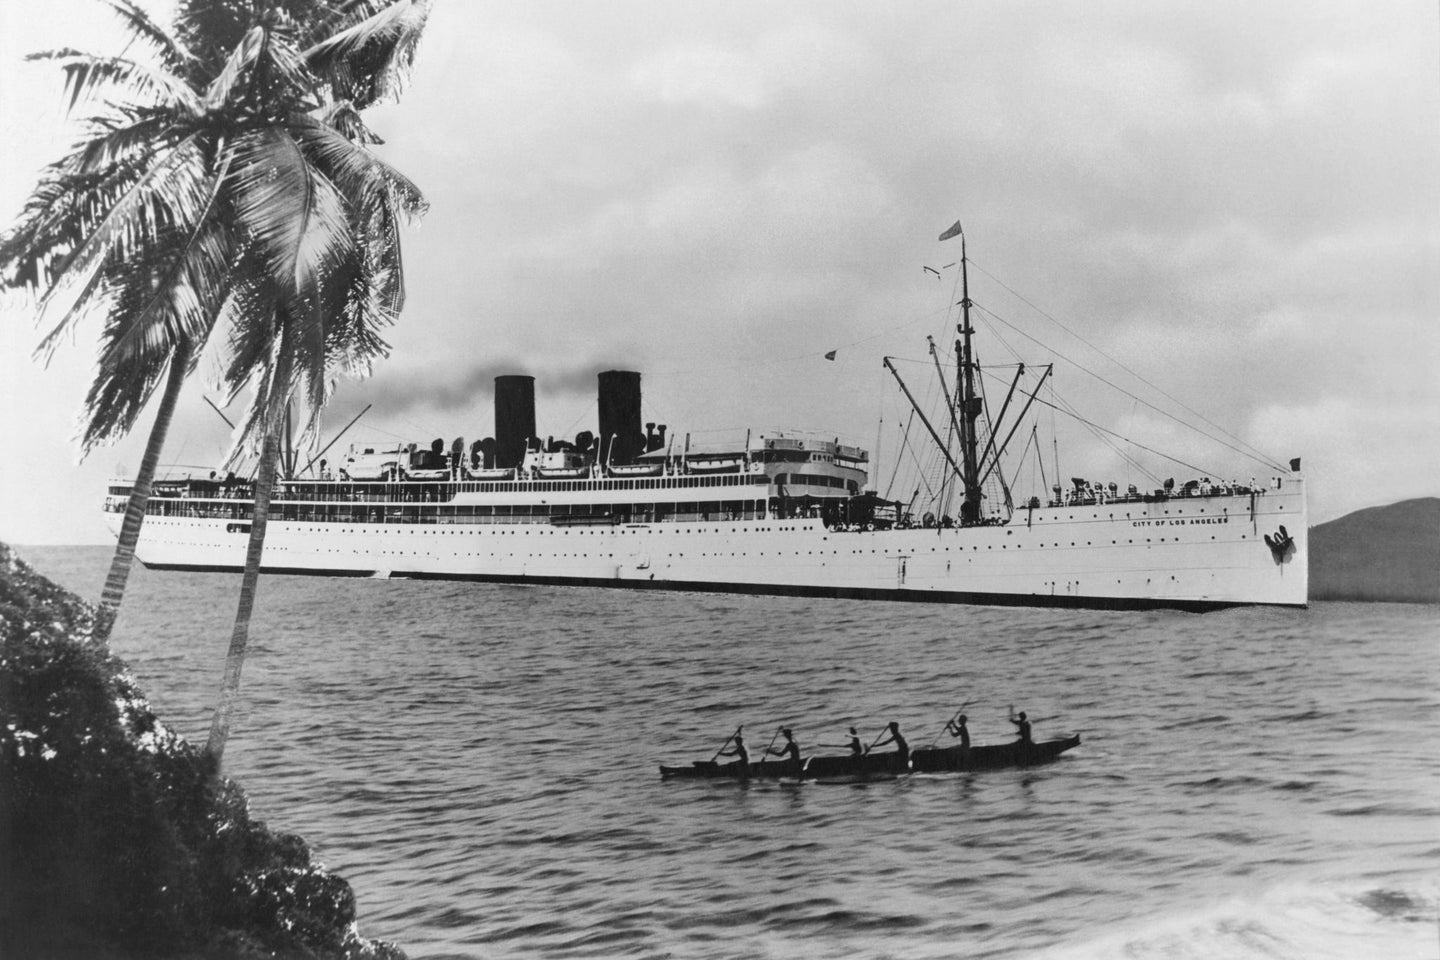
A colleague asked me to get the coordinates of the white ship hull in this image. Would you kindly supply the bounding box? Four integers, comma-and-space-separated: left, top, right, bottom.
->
106, 477, 1307, 611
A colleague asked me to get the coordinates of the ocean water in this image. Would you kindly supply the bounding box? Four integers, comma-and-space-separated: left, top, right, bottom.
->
20, 546, 1440, 960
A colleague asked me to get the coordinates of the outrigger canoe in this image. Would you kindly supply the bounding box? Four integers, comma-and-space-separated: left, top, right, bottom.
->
659, 734, 1081, 780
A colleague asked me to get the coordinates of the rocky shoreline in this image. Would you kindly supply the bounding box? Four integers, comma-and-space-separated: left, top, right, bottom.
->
0, 542, 404, 959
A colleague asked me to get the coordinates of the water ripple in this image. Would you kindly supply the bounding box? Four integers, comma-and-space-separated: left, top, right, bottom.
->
21, 546, 1440, 960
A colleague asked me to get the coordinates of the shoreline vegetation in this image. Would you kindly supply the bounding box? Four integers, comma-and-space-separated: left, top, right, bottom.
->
0, 542, 404, 960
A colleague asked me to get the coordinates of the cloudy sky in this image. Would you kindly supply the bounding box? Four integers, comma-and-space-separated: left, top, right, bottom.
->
1, 0, 1436, 544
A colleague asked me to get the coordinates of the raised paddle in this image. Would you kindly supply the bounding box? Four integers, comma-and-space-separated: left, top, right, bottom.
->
709, 725, 742, 763
863, 726, 889, 755
928, 700, 975, 747
761, 725, 783, 760
928, 711, 960, 748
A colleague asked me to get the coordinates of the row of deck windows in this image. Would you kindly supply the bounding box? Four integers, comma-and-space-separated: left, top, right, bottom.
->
130, 472, 774, 504
118, 498, 780, 524
120, 469, 860, 505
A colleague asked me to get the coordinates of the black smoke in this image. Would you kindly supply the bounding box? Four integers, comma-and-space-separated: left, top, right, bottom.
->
332, 358, 638, 415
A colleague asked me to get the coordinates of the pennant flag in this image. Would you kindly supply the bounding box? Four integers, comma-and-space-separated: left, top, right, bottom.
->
824, 350, 837, 361
938, 219, 964, 242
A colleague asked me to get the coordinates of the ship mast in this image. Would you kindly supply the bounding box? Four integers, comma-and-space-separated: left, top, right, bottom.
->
948, 225, 983, 524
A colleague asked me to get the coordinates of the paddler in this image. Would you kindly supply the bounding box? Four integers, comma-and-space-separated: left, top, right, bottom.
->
718, 732, 750, 775
1008, 706, 1032, 744
870, 721, 910, 767
845, 726, 862, 756
945, 713, 970, 750
765, 728, 802, 772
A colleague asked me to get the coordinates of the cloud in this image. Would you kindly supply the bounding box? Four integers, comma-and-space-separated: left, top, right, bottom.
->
631, 44, 766, 109
629, 21, 876, 110
1247, 398, 1440, 523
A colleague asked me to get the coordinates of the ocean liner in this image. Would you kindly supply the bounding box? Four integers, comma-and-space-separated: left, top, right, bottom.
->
102, 235, 1308, 611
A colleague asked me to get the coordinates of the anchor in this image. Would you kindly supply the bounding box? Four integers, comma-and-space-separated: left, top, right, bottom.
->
1263, 524, 1295, 562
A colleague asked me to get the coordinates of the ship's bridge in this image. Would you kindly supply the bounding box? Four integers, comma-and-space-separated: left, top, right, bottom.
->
634, 432, 868, 499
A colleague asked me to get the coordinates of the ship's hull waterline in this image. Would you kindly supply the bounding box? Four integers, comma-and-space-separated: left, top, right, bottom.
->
105, 479, 1307, 611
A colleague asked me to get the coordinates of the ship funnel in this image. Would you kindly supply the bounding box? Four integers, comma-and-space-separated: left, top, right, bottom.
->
598, 370, 642, 465
494, 375, 536, 469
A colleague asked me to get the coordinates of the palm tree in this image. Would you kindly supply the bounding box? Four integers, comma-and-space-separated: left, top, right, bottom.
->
0, 0, 430, 762
186, 1, 431, 766
0, 1, 241, 644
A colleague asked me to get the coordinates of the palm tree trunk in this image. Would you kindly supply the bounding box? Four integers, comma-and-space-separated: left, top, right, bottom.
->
204, 423, 279, 768
92, 339, 193, 645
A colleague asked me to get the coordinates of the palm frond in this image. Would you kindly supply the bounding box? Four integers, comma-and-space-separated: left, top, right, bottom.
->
77, 232, 227, 453
223, 365, 275, 465
105, 0, 197, 72
372, 190, 406, 317
226, 128, 312, 292
215, 274, 284, 464
215, 271, 275, 404
271, 265, 333, 430
1, 160, 142, 297
258, 25, 319, 107
318, 99, 383, 144
78, 310, 170, 449
282, 169, 356, 434
302, 0, 391, 43
221, 301, 302, 465
295, 329, 335, 444
303, 0, 432, 109
293, 116, 417, 385
202, 23, 265, 112
291, 113, 426, 218
94, 214, 234, 380
324, 220, 396, 377
227, 126, 353, 299
31, 253, 113, 366
0, 160, 93, 289
76, 110, 178, 175
27, 48, 201, 115
28, 133, 212, 344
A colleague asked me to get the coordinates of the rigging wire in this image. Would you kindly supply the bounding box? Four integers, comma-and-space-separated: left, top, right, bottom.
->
873, 365, 886, 493
967, 300, 1281, 473
973, 363, 1169, 485
1050, 378, 1060, 493
1010, 426, 1044, 502
1024, 389, 1213, 477
1031, 426, 1049, 495
937, 357, 958, 514
900, 417, 937, 501
883, 407, 917, 500
1050, 388, 1164, 487
967, 258, 1283, 471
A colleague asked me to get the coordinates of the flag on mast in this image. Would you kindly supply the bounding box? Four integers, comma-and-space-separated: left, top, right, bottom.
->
938, 219, 964, 242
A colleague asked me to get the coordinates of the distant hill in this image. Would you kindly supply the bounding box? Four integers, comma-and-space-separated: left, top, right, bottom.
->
1310, 498, 1439, 603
